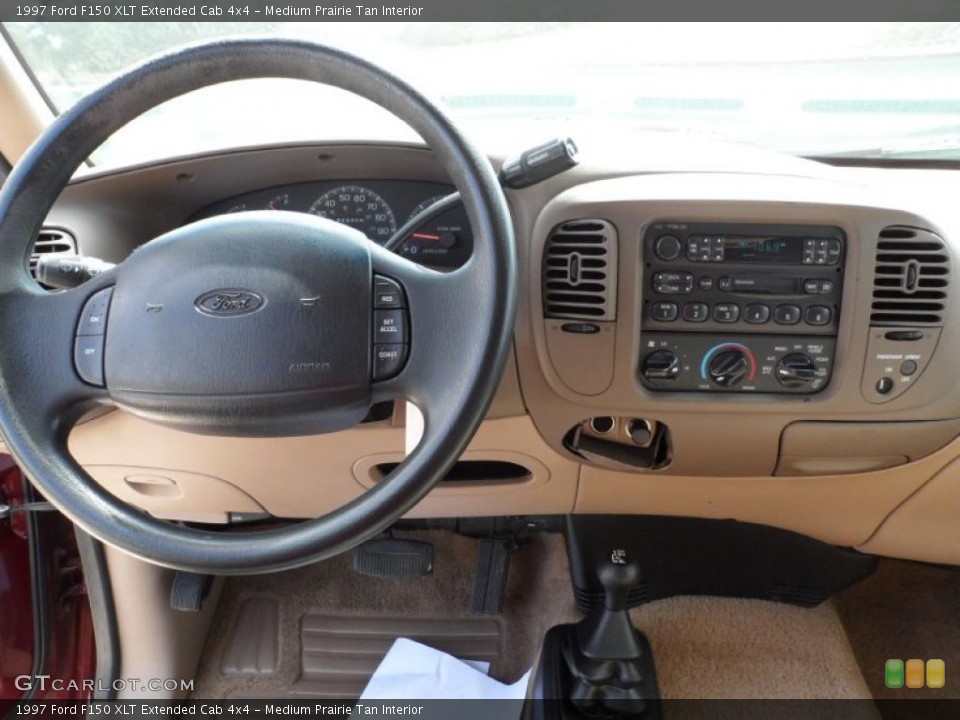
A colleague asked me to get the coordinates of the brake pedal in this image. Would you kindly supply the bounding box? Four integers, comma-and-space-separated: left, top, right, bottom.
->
471, 538, 514, 615
170, 571, 214, 612
354, 538, 434, 577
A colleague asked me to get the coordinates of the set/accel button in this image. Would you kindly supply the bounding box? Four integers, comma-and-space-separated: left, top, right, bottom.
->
372, 275, 409, 381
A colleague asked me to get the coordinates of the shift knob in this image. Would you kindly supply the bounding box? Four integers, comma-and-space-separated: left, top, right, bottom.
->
598, 557, 641, 611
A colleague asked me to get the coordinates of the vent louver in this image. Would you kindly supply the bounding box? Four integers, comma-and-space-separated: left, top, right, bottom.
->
542, 219, 617, 321
30, 228, 77, 283
871, 226, 950, 326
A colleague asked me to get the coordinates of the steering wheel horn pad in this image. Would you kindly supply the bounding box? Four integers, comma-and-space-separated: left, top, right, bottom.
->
0, 39, 517, 574
106, 212, 374, 436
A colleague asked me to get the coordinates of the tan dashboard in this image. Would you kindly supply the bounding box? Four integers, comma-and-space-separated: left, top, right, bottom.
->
33, 140, 960, 567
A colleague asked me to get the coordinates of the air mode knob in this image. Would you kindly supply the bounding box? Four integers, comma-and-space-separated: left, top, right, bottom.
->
776, 353, 818, 388
708, 349, 749, 388
641, 350, 680, 383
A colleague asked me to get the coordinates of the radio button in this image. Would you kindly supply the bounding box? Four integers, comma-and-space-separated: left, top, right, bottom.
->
718, 276, 732, 291
774, 304, 802, 325
819, 279, 835, 294
650, 301, 679, 322
654, 235, 682, 261
698, 276, 714, 291
826, 240, 842, 264
653, 272, 693, 294
803, 279, 820, 295
804, 305, 832, 326
712, 303, 740, 323
682, 302, 709, 323
743, 303, 771, 324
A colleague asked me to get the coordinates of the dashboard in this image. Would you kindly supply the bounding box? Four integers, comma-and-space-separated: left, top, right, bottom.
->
33, 139, 960, 567
191, 179, 472, 269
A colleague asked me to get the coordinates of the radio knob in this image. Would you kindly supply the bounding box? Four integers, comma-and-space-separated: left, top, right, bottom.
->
776, 353, 818, 388
642, 350, 680, 382
654, 235, 682, 261
708, 349, 749, 388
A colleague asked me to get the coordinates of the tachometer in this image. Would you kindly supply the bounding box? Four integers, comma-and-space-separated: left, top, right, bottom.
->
308, 185, 397, 243
407, 194, 447, 223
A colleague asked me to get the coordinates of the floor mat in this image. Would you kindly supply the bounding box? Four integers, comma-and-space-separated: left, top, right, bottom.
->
295, 615, 502, 698
191, 530, 576, 700
632, 596, 873, 700
192, 528, 873, 702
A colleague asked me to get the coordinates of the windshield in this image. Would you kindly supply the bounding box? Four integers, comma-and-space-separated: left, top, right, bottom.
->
4, 21, 960, 168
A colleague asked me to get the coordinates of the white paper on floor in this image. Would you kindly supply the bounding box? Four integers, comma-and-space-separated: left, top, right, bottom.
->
360, 637, 532, 701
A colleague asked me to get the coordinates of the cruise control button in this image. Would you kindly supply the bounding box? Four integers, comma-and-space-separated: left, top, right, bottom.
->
682, 302, 709, 323
650, 301, 678, 322
74, 335, 105, 386
712, 303, 740, 323
374, 309, 408, 343
804, 305, 832, 326
743, 303, 771, 324
774, 304, 801, 325
77, 286, 114, 337
373, 344, 408, 380
374, 276, 405, 309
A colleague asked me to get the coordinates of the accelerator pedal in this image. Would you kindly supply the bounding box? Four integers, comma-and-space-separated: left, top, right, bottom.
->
353, 538, 434, 577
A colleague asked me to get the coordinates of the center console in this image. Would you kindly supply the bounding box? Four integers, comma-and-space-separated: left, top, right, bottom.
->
639, 222, 845, 394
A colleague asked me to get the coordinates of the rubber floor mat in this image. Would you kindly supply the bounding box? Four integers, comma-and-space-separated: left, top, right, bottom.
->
291, 614, 503, 698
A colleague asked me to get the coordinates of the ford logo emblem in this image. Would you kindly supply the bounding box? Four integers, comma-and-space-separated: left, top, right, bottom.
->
195, 289, 265, 317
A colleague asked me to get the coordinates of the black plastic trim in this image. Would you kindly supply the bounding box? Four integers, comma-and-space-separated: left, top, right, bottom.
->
74, 530, 120, 700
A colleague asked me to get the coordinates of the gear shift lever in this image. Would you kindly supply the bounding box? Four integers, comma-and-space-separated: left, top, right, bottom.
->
524, 549, 660, 720
576, 554, 644, 661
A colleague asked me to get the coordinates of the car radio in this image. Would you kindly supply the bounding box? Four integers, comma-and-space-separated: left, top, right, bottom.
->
639, 222, 845, 394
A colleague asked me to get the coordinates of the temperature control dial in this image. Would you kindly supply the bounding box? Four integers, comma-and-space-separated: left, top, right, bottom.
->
776, 353, 818, 388
641, 350, 680, 383
707, 348, 750, 388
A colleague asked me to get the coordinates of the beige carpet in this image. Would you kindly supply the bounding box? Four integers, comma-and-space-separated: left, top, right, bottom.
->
634, 596, 871, 700
192, 529, 873, 702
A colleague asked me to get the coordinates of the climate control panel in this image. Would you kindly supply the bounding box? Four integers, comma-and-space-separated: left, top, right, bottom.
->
639, 334, 835, 394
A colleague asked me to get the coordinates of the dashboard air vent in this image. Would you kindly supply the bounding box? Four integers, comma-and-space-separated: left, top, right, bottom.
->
870, 226, 950, 326
542, 219, 617, 321
30, 228, 78, 282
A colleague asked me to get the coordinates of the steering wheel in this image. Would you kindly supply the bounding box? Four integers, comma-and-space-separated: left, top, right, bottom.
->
0, 39, 517, 574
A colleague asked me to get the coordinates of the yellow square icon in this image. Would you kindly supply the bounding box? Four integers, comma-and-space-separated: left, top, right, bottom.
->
926, 659, 945, 689
906, 659, 925, 688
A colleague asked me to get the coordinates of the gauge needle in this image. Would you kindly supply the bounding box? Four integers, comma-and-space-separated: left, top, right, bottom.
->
411, 232, 440, 241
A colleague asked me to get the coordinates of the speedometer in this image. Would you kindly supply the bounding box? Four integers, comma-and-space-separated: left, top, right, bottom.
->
308, 185, 397, 244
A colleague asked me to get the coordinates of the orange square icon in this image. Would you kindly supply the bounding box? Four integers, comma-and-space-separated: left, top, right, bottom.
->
927, 659, 945, 689
905, 659, 925, 688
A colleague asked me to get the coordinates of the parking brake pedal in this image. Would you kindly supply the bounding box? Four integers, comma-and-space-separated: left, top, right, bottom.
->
354, 538, 434, 577
170, 571, 214, 612
471, 538, 514, 615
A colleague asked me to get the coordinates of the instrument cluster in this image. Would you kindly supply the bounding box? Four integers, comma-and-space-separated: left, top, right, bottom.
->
192, 180, 472, 269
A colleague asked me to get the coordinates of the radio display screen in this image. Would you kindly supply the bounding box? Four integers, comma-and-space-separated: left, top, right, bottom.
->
723, 236, 803, 263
